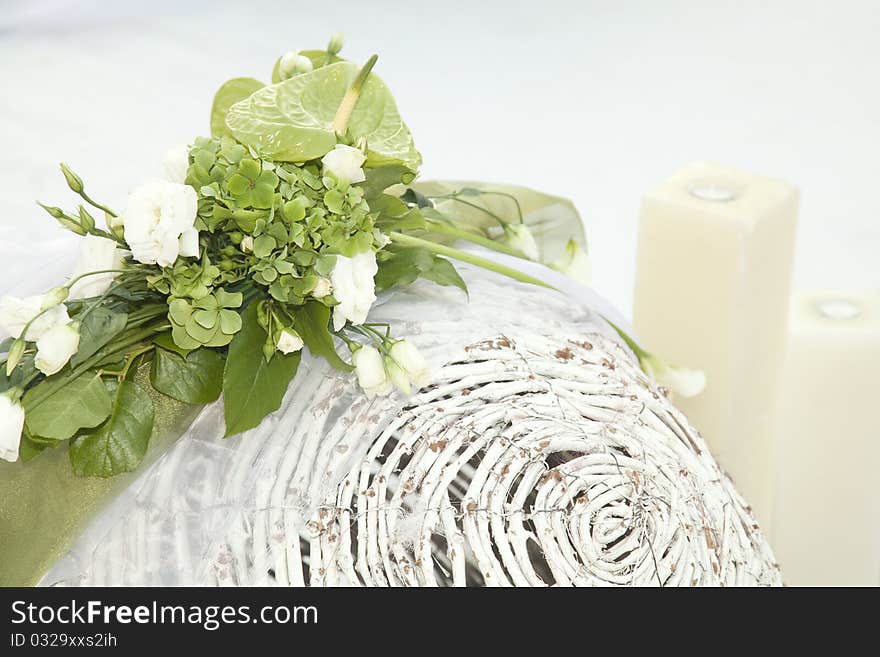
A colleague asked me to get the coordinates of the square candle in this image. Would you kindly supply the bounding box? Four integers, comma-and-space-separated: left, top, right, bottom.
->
770, 291, 880, 586
633, 162, 798, 526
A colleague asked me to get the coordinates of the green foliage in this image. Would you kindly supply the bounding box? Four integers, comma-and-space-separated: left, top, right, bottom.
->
150, 347, 224, 404
71, 308, 128, 367
293, 302, 352, 372
147, 255, 221, 300
24, 373, 112, 441
68, 380, 155, 477
363, 165, 417, 200
375, 248, 467, 294
222, 303, 301, 437
225, 61, 421, 170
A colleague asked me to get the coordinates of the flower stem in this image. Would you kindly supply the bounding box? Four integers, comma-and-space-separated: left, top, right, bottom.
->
424, 220, 525, 259
602, 316, 648, 358
23, 324, 165, 409
427, 195, 509, 227
332, 54, 378, 135
67, 268, 128, 290
78, 190, 118, 219
388, 232, 553, 289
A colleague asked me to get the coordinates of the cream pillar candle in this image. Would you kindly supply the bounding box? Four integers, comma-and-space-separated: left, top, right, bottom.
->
770, 291, 880, 586
632, 162, 798, 527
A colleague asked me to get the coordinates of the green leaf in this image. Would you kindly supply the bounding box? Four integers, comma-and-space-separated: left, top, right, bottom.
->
222, 303, 301, 437
24, 372, 112, 441
71, 308, 128, 367
210, 77, 265, 138
423, 256, 468, 293
18, 433, 47, 463
150, 347, 224, 404
375, 247, 433, 291
153, 331, 192, 357
69, 380, 155, 477
293, 302, 352, 372
226, 61, 421, 169
363, 165, 417, 200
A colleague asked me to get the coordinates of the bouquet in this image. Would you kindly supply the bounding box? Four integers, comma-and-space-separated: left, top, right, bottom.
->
0, 35, 703, 477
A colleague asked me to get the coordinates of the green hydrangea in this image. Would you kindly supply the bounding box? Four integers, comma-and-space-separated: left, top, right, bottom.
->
225, 159, 279, 209
168, 288, 243, 350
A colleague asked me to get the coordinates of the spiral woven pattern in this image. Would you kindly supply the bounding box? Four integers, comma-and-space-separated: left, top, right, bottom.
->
218, 332, 780, 587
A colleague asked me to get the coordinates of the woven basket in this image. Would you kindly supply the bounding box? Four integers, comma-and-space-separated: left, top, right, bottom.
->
44, 269, 781, 587
215, 333, 779, 587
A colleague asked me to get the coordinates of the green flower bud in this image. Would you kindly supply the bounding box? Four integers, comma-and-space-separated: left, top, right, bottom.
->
221, 245, 237, 257
59, 162, 84, 194
5, 339, 25, 377
262, 337, 276, 362
218, 259, 235, 271
37, 202, 65, 219
106, 211, 124, 239
229, 231, 244, 245
78, 205, 95, 232
41, 286, 69, 310
327, 32, 344, 56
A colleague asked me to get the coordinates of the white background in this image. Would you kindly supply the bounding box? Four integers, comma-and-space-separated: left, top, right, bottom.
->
1, 0, 878, 313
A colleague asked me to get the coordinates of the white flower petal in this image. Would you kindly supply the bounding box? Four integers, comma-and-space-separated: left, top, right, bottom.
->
163, 145, 190, 184
122, 179, 198, 267
68, 235, 124, 300
321, 145, 366, 184
0, 394, 24, 463
35, 322, 80, 376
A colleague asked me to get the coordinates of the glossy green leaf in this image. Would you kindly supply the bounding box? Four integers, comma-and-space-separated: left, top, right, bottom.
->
222, 303, 301, 437
293, 302, 352, 372
150, 347, 224, 404
69, 380, 155, 477
71, 308, 128, 367
210, 77, 265, 138
226, 61, 420, 169
24, 372, 112, 441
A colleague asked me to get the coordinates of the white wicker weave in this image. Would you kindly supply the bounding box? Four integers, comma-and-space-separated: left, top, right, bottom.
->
43, 265, 781, 587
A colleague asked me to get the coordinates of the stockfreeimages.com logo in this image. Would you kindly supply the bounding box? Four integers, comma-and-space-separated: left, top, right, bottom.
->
11, 600, 317, 631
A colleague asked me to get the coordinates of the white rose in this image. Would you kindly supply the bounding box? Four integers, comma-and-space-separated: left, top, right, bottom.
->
68, 235, 125, 300
504, 224, 540, 260
35, 321, 80, 376
240, 235, 254, 253
276, 328, 304, 354
389, 340, 431, 391
0, 294, 69, 341
353, 345, 391, 398
641, 354, 706, 398
330, 251, 377, 331
122, 179, 199, 267
551, 239, 592, 286
311, 277, 332, 299
163, 145, 190, 184
0, 392, 25, 463
321, 144, 366, 184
